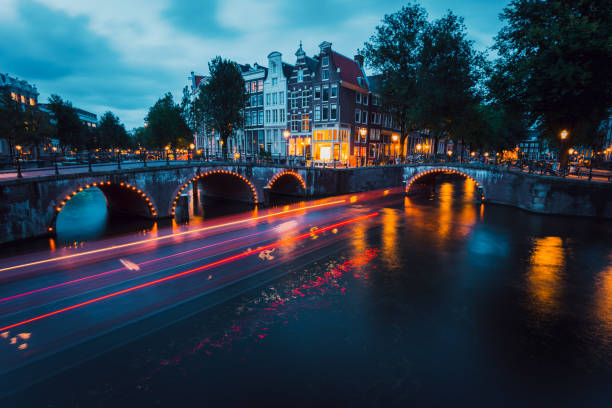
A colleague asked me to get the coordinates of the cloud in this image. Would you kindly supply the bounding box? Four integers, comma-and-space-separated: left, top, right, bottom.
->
0, 0, 507, 129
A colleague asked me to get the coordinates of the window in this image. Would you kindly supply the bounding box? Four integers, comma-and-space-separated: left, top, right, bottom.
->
251, 81, 257, 93
266, 110, 270, 123
246, 113, 251, 126
252, 111, 258, 126
296, 90, 302, 108
271, 62, 277, 73
280, 109, 285, 122
266, 94, 271, 105
314, 106, 321, 121
273, 109, 278, 122
362, 110, 368, 124
279, 92, 284, 104
322, 87, 329, 102
331, 84, 337, 98
245, 83, 250, 93
302, 114, 310, 132
291, 115, 300, 131
246, 97, 251, 107
322, 104, 329, 120
322, 69, 329, 80
314, 87, 321, 99
272, 78, 278, 86
355, 109, 361, 123
330, 104, 337, 120
251, 95, 257, 106
258, 94, 263, 106
29, 98, 35, 106
258, 110, 263, 125
258, 80, 263, 91
290, 92, 298, 109
356, 93, 361, 103
272, 93, 277, 104
298, 69, 304, 82
363, 94, 368, 105
302, 89, 310, 108
322, 56, 329, 66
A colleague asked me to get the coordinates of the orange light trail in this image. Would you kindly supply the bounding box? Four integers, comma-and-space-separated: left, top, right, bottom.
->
0, 212, 378, 333
0, 200, 346, 274
0, 229, 272, 304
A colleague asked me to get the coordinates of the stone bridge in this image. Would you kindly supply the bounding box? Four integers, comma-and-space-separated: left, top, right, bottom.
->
0, 162, 610, 244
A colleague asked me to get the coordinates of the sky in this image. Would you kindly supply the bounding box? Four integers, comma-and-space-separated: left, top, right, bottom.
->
0, 0, 510, 129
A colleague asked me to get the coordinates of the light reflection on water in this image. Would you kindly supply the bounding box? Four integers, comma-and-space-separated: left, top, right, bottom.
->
7, 178, 612, 406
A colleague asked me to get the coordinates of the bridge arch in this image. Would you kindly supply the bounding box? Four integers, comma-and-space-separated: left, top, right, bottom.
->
49, 180, 158, 233
266, 170, 306, 195
170, 169, 258, 216
405, 167, 486, 198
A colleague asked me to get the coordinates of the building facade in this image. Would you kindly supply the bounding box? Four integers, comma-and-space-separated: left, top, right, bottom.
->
239, 63, 267, 157
0, 73, 39, 155
263, 52, 292, 156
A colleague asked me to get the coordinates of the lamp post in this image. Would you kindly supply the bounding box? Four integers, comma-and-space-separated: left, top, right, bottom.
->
560, 129, 569, 176
15, 145, 23, 178
52, 146, 59, 175
283, 130, 290, 164
360, 128, 367, 166
165, 145, 170, 165
189, 143, 195, 164
447, 150, 453, 162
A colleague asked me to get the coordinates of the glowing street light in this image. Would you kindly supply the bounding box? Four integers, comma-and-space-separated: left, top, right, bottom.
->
560, 130, 569, 140
165, 145, 170, 165
52, 146, 59, 175
15, 145, 23, 178
283, 130, 290, 162
416, 143, 422, 151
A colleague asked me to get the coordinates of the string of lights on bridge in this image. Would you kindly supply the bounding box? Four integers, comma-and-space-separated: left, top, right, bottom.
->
50, 181, 158, 232
405, 168, 485, 200
266, 170, 306, 190
171, 170, 259, 216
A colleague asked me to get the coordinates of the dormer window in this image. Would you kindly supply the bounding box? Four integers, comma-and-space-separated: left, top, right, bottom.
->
322, 56, 329, 66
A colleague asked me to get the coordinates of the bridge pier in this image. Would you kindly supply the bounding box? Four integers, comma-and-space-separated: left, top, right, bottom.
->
175, 194, 189, 223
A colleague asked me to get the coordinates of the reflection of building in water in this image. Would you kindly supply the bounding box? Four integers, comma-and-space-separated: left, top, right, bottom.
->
527, 236, 565, 319
594, 258, 612, 348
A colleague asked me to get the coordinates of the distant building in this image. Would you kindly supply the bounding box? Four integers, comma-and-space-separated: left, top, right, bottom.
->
263, 52, 292, 156
0, 73, 39, 155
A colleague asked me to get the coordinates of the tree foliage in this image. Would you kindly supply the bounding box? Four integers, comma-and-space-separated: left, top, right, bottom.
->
192, 57, 247, 158
144, 93, 192, 149
98, 111, 131, 148
491, 0, 612, 148
363, 4, 483, 156
47, 94, 85, 150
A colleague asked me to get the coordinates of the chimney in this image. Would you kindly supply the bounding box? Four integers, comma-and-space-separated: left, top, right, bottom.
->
354, 54, 364, 68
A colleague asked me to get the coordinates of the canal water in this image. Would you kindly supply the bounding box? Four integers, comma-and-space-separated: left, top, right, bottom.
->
5, 178, 612, 406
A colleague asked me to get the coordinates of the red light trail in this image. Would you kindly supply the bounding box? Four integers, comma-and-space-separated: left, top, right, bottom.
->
0, 199, 346, 274
0, 229, 271, 304
0, 212, 378, 333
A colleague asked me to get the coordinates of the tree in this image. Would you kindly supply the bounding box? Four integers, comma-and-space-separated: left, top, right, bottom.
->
192, 57, 247, 159
145, 93, 191, 150
47, 94, 85, 150
362, 3, 428, 158
98, 111, 131, 149
492, 0, 612, 166
22, 104, 54, 158
417, 11, 483, 155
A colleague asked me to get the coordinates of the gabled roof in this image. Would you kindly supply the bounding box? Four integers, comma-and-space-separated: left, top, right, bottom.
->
305, 56, 318, 74
282, 62, 294, 78
331, 51, 368, 91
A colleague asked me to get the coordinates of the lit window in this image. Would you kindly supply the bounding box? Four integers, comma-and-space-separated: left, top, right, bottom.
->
29, 98, 35, 106
302, 114, 310, 131
251, 81, 257, 93
20, 95, 26, 103
258, 80, 264, 91
322, 69, 329, 80
10, 92, 17, 101
322, 56, 329, 66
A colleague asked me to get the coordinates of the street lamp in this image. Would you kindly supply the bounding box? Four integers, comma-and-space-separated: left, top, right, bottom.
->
283, 130, 290, 163
188, 143, 195, 163
560, 130, 569, 140
15, 145, 23, 178
52, 146, 59, 175
165, 145, 170, 165
115, 148, 121, 169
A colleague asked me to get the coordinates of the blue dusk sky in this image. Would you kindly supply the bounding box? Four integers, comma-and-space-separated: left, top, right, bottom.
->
0, 0, 509, 129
